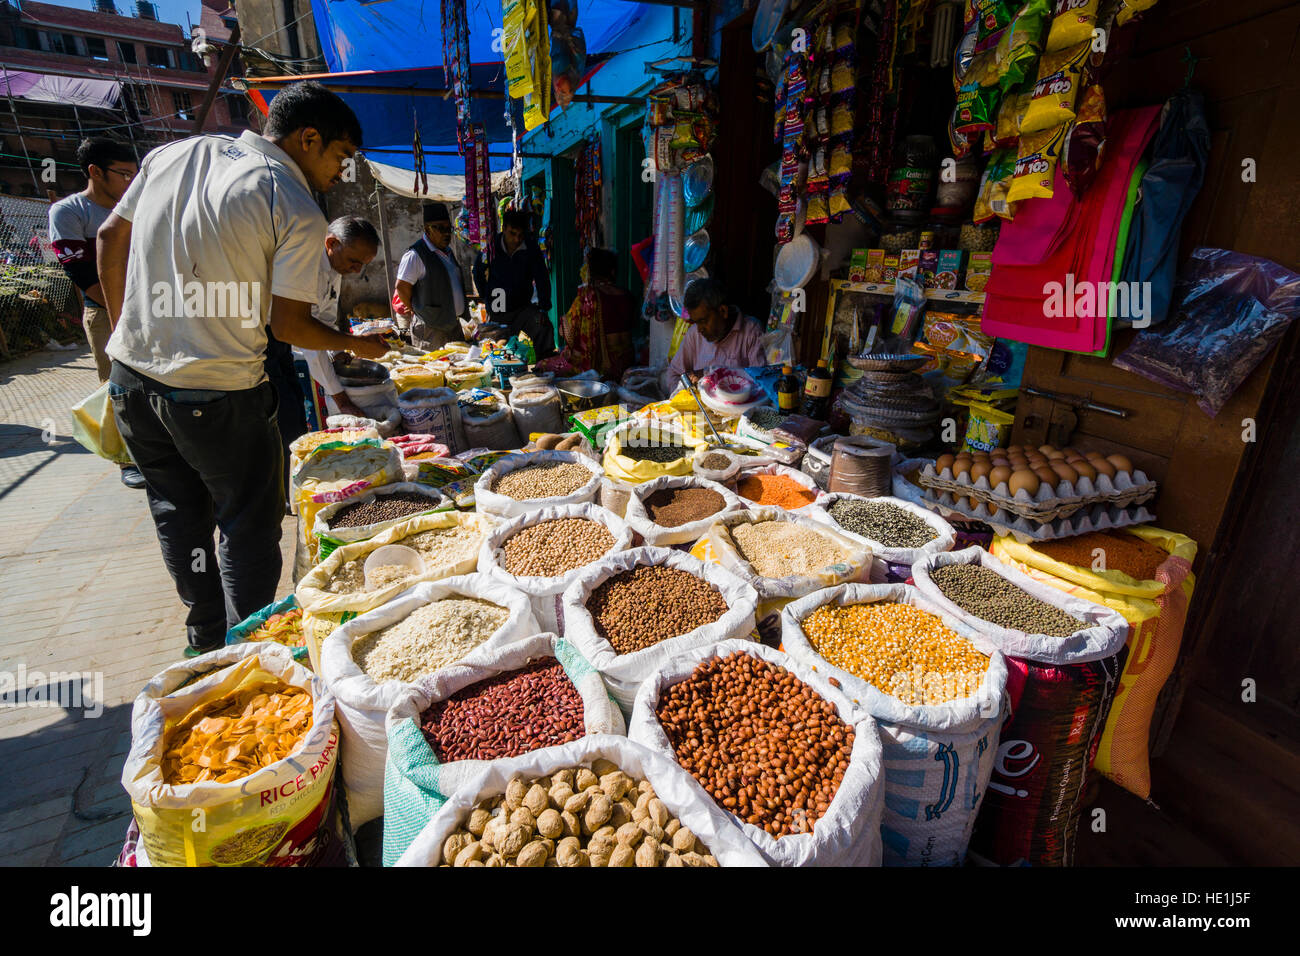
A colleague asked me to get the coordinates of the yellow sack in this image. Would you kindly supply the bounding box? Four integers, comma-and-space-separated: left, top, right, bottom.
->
294, 510, 495, 670
391, 365, 446, 393
70, 382, 132, 465
991, 527, 1196, 799
292, 440, 403, 559
288, 426, 381, 492
123, 645, 339, 867
602, 421, 702, 485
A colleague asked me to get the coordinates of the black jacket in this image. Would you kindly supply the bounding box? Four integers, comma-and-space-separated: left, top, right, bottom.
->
472, 235, 551, 315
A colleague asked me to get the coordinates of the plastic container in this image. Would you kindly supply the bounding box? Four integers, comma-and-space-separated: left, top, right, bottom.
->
363, 544, 425, 590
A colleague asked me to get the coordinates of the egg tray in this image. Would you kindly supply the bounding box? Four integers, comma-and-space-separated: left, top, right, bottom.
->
921, 493, 1158, 544
916, 462, 1157, 520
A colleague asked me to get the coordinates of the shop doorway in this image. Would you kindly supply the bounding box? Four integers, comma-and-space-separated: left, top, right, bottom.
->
548, 157, 580, 345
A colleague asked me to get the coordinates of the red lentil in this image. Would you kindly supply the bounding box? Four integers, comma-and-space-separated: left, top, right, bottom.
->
736, 474, 816, 509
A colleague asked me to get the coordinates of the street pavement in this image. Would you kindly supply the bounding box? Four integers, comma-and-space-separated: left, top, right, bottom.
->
0, 345, 295, 865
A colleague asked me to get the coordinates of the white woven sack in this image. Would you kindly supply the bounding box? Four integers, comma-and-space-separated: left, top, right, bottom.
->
731, 462, 823, 514
394, 734, 769, 867
311, 481, 450, 551
809, 493, 956, 568
629, 639, 884, 867
704, 508, 872, 602
474, 450, 604, 519
477, 503, 635, 632
780, 583, 1008, 866
319, 575, 538, 828
912, 547, 1129, 665
623, 474, 748, 547
561, 546, 759, 715
382, 634, 626, 865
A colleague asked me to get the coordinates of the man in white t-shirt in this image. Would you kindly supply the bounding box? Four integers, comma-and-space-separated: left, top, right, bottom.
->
96, 80, 386, 657
392, 202, 469, 349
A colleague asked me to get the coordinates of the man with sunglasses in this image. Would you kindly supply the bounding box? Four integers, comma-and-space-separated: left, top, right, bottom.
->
392, 202, 469, 350
661, 277, 766, 396
49, 136, 143, 487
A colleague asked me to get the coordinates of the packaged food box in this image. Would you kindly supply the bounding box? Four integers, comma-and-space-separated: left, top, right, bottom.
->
898, 249, 921, 281
919, 250, 939, 289
849, 248, 869, 283
864, 249, 886, 282
883, 255, 900, 283
936, 250, 967, 290
966, 252, 993, 293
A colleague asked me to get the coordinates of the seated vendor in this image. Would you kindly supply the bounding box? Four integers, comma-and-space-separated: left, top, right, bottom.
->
662, 277, 766, 395
558, 247, 635, 379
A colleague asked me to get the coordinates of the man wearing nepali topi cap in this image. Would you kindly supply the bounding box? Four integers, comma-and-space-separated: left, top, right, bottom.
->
392, 202, 470, 349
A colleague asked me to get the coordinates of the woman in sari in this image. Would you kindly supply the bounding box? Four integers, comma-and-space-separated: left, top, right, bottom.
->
558, 247, 635, 379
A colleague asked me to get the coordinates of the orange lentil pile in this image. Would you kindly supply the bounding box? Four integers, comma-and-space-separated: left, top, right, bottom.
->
735, 474, 816, 510
1033, 531, 1168, 581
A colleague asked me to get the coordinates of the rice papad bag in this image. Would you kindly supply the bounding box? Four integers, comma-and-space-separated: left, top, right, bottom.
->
1020, 39, 1091, 134
320, 576, 539, 829
295, 510, 496, 670
394, 733, 768, 867
312, 481, 451, 562
122, 644, 339, 867
382, 633, 626, 865
292, 439, 403, 558
1008, 122, 1068, 204
912, 548, 1129, 866
225, 594, 308, 665
561, 546, 760, 714
990, 527, 1196, 800
1045, 0, 1099, 52
288, 425, 380, 485
629, 639, 886, 866
780, 584, 1009, 866
477, 502, 636, 632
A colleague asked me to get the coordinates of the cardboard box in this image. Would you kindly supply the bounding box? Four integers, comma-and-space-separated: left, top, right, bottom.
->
864, 249, 886, 282
966, 252, 992, 293
919, 250, 939, 289
883, 255, 900, 283
936, 249, 967, 290
849, 248, 869, 283
898, 249, 921, 282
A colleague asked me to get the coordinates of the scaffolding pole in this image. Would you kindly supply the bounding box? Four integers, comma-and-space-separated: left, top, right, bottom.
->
1, 66, 41, 194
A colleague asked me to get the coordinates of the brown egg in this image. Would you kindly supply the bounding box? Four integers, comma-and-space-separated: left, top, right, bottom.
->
1008, 469, 1040, 497
952, 459, 972, 479
1071, 460, 1097, 481
973, 450, 991, 460
1045, 450, 1065, 461
1005, 444, 1022, 455
1026, 454, 1047, 467
1033, 465, 1059, 487
936, 453, 956, 472
1038, 444, 1057, 456
1090, 457, 1116, 479
1062, 447, 1081, 460
1064, 453, 1087, 465
990, 465, 1013, 489
1107, 453, 1134, 475
1050, 461, 1079, 484
971, 462, 992, 482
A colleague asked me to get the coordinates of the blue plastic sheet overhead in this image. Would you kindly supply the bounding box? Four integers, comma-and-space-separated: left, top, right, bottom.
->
308, 0, 646, 75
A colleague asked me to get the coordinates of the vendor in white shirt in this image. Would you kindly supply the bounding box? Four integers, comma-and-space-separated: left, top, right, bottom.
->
302, 215, 380, 418
392, 202, 469, 349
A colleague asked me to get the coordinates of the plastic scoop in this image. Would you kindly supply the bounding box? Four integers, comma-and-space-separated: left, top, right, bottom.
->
363, 545, 425, 591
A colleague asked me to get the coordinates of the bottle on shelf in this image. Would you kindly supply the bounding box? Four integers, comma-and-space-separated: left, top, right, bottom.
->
800, 359, 833, 419
776, 364, 800, 412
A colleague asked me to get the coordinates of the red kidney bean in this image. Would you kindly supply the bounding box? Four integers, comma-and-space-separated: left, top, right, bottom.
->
419, 659, 585, 762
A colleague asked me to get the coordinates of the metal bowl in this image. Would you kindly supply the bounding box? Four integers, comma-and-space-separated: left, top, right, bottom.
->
555, 379, 613, 412
335, 357, 390, 386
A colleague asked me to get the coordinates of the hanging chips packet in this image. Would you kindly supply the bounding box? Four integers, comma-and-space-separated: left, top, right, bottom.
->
993, 84, 1033, 146
1046, 0, 1100, 52
1020, 39, 1092, 134
1115, 0, 1159, 26
974, 147, 1018, 221
1008, 122, 1068, 203
1063, 83, 1107, 197
996, 0, 1053, 89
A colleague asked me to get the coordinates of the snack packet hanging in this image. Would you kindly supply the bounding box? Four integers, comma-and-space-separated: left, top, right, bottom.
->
1008, 123, 1068, 203
1115, 0, 1159, 26
1046, 0, 1100, 52
1020, 40, 1091, 134
994, 84, 1032, 146
1063, 83, 1107, 197
974, 147, 1018, 222
953, 19, 980, 90
973, 0, 1016, 41
954, 80, 1002, 138
996, 0, 1052, 89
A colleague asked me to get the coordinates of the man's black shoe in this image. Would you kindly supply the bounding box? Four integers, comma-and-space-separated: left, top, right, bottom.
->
120, 465, 147, 489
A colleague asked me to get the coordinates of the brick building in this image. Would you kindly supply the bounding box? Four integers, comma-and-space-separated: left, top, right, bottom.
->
0, 0, 249, 196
